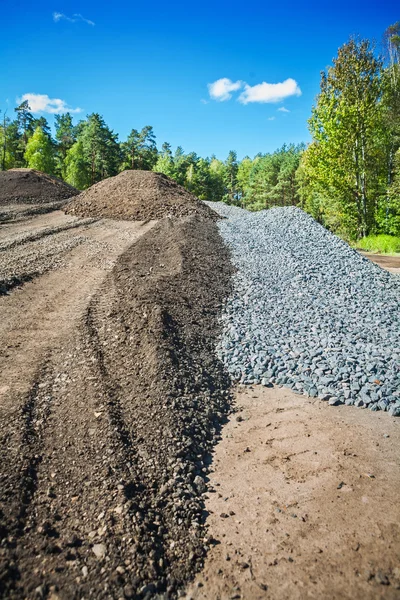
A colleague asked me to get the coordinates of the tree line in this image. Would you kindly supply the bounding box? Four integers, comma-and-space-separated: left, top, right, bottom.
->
1, 23, 399, 240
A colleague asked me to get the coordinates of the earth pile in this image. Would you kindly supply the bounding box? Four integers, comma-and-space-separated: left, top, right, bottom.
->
0, 169, 79, 204
0, 215, 233, 599
65, 170, 218, 221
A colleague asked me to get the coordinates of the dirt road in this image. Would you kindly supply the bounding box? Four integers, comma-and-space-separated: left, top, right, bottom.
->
0, 210, 155, 400
0, 210, 156, 598
184, 385, 400, 600
360, 251, 400, 275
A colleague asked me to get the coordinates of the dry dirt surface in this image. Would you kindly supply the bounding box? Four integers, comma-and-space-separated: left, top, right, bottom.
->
360, 251, 400, 275
65, 170, 218, 221
0, 169, 78, 205
0, 210, 233, 599
184, 385, 400, 600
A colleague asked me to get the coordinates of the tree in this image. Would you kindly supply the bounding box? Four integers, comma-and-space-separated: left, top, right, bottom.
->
24, 126, 56, 174
14, 100, 35, 164
55, 113, 76, 176
384, 148, 400, 235
32, 116, 51, 137
64, 140, 91, 189
121, 126, 158, 171
208, 157, 226, 201
78, 113, 120, 184
303, 37, 386, 238
0, 111, 11, 171
153, 142, 176, 178
237, 157, 253, 204
15, 100, 34, 145
223, 150, 238, 204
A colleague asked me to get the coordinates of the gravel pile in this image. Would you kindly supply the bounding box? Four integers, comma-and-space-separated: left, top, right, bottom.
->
65, 170, 218, 221
208, 203, 400, 417
0, 169, 78, 204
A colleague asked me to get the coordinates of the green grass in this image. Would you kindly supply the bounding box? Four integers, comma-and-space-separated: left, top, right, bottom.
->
356, 234, 400, 254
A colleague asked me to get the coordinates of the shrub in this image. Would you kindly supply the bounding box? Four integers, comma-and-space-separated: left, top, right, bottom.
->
356, 234, 400, 254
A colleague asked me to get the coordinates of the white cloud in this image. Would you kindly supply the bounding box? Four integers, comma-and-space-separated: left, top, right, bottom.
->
278, 106, 290, 113
208, 78, 243, 102
239, 78, 301, 104
200, 98, 209, 104
17, 93, 82, 114
267, 116, 275, 121
53, 12, 95, 26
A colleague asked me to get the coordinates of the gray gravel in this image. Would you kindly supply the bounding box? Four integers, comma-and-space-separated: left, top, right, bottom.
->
207, 203, 400, 416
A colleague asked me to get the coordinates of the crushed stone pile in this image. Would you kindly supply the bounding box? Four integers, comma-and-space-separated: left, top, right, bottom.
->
207, 203, 400, 417
65, 170, 219, 221
0, 169, 79, 204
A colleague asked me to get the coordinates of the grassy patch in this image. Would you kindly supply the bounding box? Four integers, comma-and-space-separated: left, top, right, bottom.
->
356, 234, 400, 254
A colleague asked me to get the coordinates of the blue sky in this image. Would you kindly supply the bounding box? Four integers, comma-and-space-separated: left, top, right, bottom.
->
1, 0, 397, 160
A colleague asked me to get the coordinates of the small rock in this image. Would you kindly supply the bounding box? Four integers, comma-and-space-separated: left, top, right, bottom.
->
92, 543, 106, 559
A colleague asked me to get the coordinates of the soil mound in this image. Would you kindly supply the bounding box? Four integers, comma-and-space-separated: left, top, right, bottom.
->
0, 169, 79, 205
0, 215, 234, 598
65, 170, 218, 221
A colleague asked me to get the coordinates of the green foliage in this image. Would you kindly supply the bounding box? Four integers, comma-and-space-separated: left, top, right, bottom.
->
120, 126, 158, 171
153, 147, 225, 201
24, 126, 55, 174
223, 150, 238, 204
243, 145, 303, 210
55, 113, 76, 176
356, 234, 400, 254
64, 140, 91, 189
78, 113, 120, 185
14, 100, 35, 164
299, 36, 394, 240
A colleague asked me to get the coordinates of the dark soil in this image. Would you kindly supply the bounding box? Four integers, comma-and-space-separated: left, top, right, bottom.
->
0, 169, 79, 205
65, 170, 219, 221
0, 215, 233, 599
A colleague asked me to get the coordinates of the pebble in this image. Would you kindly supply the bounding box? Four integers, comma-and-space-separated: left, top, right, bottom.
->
92, 543, 106, 559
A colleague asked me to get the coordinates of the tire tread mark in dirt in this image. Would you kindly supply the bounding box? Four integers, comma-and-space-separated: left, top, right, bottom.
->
84, 300, 144, 496
0, 219, 97, 252
0, 363, 53, 595
83, 300, 167, 584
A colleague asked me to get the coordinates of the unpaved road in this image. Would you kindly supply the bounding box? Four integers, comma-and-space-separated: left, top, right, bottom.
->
0, 210, 155, 401
185, 385, 400, 600
360, 251, 400, 275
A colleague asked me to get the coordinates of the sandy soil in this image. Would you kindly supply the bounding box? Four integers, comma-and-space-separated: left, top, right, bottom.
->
184, 385, 400, 600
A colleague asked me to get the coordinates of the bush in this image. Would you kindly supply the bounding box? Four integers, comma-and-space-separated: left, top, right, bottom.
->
356, 234, 400, 254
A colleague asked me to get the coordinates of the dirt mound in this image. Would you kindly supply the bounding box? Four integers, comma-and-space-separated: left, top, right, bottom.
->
0, 215, 233, 598
65, 170, 219, 221
0, 169, 79, 205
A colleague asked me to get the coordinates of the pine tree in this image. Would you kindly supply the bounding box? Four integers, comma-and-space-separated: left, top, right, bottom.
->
78, 113, 120, 184
223, 150, 238, 204
55, 113, 76, 176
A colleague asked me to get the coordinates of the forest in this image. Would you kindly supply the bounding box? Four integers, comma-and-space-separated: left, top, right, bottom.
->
1, 24, 399, 242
